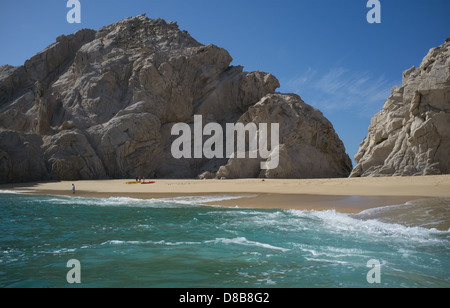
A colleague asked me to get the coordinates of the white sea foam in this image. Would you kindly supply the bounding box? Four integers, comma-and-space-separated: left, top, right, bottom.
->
286, 209, 448, 243
101, 236, 289, 252
52, 248, 77, 254
42, 196, 153, 207
206, 237, 290, 252
157, 195, 251, 205
101, 239, 202, 246
0, 190, 33, 194
294, 243, 371, 265
45, 194, 249, 208
353, 197, 450, 230
304, 257, 349, 265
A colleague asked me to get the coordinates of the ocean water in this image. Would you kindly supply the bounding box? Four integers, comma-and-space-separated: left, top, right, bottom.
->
0, 192, 449, 288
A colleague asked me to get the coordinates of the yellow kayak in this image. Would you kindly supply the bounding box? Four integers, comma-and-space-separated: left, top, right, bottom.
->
125, 181, 140, 184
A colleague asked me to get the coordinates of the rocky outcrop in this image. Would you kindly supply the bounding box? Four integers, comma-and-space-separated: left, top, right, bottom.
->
351, 39, 450, 177
0, 14, 351, 183
215, 94, 352, 179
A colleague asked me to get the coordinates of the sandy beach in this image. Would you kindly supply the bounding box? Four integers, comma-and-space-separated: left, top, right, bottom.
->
2, 175, 450, 213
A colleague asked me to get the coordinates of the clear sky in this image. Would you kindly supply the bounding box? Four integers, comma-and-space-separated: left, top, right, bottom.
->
1, 0, 449, 165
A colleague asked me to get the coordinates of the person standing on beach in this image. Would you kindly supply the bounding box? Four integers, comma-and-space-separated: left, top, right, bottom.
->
72, 184, 75, 195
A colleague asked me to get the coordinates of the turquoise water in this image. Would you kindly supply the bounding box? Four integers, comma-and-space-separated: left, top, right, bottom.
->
0, 192, 449, 288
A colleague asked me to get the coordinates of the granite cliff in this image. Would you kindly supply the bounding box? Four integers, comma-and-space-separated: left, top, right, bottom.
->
0, 15, 352, 183
351, 39, 450, 177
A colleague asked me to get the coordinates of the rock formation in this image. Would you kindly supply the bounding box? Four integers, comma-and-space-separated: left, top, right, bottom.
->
215, 94, 352, 179
0, 14, 351, 183
351, 39, 450, 177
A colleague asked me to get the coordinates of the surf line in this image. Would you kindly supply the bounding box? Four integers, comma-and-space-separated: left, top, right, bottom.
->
171, 115, 280, 170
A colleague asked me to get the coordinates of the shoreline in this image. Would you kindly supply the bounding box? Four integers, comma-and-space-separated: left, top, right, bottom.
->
1, 175, 449, 214
0, 188, 420, 213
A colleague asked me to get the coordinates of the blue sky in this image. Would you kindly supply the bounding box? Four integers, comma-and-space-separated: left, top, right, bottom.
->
1, 0, 449, 165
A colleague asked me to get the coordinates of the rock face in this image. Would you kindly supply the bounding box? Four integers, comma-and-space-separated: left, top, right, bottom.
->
216, 94, 352, 179
0, 15, 351, 183
351, 39, 450, 177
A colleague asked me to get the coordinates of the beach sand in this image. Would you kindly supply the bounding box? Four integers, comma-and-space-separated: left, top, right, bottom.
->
2, 175, 450, 214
